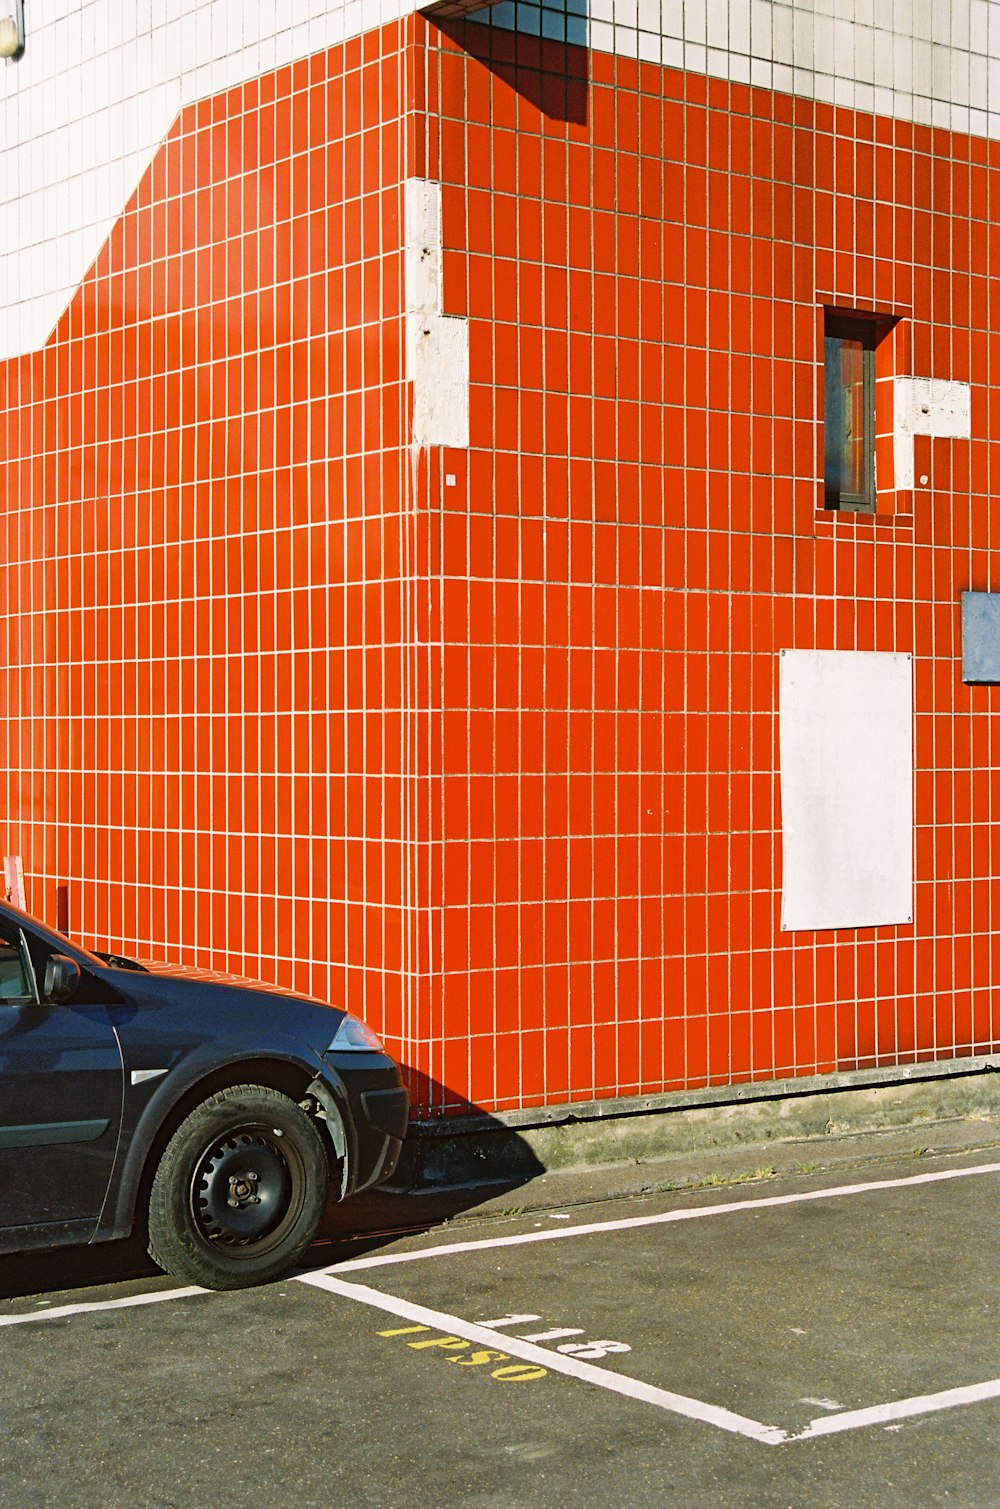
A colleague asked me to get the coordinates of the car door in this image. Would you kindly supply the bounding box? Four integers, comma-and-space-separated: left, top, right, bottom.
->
0, 920, 124, 1236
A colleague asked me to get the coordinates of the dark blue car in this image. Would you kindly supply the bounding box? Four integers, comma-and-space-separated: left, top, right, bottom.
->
0, 899, 407, 1289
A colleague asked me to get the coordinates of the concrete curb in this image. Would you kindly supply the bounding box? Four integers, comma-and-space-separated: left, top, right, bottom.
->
392, 1064, 1000, 1189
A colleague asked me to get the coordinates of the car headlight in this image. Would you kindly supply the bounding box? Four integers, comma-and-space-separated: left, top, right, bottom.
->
328, 1014, 385, 1053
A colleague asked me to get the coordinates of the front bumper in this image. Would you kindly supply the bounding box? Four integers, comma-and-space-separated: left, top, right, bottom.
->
327, 1054, 408, 1195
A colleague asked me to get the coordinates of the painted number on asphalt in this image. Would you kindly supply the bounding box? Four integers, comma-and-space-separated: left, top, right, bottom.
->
378, 1312, 632, 1384
480, 1313, 632, 1360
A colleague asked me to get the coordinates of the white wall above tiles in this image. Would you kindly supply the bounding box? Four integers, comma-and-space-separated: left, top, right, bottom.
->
5, 1, 1000, 362
0, 0, 415, 361
472, 0, 1000, 141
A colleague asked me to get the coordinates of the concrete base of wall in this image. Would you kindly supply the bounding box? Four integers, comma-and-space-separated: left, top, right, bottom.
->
393, 1059, 1000, 1190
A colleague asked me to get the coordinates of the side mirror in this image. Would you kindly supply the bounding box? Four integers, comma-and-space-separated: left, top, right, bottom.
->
44, 954, 81, 1003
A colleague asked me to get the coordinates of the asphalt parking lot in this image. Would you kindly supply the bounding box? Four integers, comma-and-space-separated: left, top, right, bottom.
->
3, 1124, 1000, 1507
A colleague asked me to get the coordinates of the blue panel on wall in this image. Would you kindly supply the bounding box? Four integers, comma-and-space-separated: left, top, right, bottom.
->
961, 591, 1000, 684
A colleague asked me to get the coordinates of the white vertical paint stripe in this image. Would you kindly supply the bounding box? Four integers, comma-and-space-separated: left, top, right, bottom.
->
321, 1161, 1000, 1273
404, 176, 470, 450
403, 178, 443, 311
299, 1271, 788, 1445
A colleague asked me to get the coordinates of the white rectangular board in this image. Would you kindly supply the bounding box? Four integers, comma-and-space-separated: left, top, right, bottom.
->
779, 650, 912, 932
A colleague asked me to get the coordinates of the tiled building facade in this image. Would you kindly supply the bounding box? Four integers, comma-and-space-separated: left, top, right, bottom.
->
2, 1, 1000, 1120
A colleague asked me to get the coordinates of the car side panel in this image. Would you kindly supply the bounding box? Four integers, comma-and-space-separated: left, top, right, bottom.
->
0, 1217, 99, 1256
0, 1001, 124, 1234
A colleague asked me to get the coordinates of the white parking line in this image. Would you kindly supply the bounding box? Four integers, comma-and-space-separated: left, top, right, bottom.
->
300, 1275, 1000, 1447
3, 1160, 1000, 1447
0, 1285, 203, 1328
297, 1271, 787, 1445
319, 1160, 1000, 1274
3, 1162, 998, 1333
793, 1378, 1000, 1440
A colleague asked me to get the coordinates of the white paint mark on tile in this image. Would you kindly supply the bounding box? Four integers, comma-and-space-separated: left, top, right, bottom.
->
894, 376, 972, 488
404, 177, 469, 450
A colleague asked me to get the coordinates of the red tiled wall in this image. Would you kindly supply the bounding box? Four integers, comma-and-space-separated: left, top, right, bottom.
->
416, 18, 1000, 1112
4, 17, 1000, 1119
0, 28, 416, 1061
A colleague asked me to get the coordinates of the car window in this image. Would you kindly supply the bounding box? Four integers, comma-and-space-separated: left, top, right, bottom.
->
0, 929, 31, 1001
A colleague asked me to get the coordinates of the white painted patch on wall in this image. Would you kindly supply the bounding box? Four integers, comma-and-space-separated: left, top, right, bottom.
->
404, 177, 470, 450
779, 650, 913, 933
893, 377, 972, 489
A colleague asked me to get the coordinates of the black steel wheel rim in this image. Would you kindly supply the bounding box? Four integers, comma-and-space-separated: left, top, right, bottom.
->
189, 1123, 306, 1259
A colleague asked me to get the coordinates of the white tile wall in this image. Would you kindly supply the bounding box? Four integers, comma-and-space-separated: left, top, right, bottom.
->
472, 0, 1000, 143
0, 0, 414, 361
3, 0, 1000, 362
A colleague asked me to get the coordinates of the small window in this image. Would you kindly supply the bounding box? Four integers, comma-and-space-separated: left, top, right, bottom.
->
824, 312, 876, 513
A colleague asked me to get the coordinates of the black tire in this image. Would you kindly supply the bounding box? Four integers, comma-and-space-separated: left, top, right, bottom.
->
147, 1083, 329, 1290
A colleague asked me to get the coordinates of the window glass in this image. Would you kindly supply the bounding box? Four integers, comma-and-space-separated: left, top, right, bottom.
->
824, 315, 876, 512
0, 929, 30, 1000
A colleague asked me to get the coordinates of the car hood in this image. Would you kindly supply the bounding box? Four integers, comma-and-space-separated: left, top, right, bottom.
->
93, 954, 350, 1067
128, 957, 330, 1009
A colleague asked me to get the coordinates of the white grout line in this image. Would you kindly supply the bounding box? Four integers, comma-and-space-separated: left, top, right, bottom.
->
0, 1285, 204, 1328
319, 1160, 1000, 1274
297, 1271, 788, 1445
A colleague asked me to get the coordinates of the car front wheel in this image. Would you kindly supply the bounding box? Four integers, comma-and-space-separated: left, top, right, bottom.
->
147, 1083, 329, 1290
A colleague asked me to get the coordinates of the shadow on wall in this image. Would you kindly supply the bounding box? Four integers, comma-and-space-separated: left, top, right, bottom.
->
0, 1076, 545, 1299
433, 0, 589, 126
